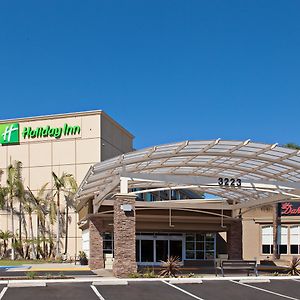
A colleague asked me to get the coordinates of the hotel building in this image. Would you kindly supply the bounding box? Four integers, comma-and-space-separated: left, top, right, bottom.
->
0, 110, 133, 258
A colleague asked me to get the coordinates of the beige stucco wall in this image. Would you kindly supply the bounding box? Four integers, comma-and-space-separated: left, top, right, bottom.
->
0, 112, 102, 189
100, 113, 133, 160
0, 110, 133, 258
243, 206, 300, 263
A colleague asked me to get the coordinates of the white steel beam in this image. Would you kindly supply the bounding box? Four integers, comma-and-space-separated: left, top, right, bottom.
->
123, 171, 300, 191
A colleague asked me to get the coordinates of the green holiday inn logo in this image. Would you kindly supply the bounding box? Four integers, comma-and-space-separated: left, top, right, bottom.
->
0, 122, 80, 145
0, 123, 20, 145
22, 123, 81, 139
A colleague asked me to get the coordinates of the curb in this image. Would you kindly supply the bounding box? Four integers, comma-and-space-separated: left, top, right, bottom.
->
0, 275, 297, 285
24, 268, 91, 272
167, 278, 203, 284
239, 279, 271, 284
93, 280, 128, 285
8, 282, 47, 288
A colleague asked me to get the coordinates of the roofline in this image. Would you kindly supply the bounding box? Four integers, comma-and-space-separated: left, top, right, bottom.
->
0, 109, 134, 139
75, 139, 300, 211
100, 111, 134, 138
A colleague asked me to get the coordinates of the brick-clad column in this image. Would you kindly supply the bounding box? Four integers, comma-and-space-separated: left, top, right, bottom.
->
227, 219, 243, 260
113, 194, 137, 277
89, 217, 104, 270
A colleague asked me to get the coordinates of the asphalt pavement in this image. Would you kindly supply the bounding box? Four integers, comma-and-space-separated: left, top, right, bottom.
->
0, 279, 299, 300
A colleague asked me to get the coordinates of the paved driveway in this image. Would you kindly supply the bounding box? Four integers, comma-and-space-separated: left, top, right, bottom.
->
0, 279, 299, 300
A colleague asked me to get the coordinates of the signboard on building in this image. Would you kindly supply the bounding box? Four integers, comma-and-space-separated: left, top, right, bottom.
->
0, 123, 20, 145
280, 202, 300, 216
0, 122, 81, 145
22, 124, 81, 139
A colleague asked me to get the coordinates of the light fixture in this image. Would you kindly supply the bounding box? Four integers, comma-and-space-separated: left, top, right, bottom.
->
121, 204, 133, 212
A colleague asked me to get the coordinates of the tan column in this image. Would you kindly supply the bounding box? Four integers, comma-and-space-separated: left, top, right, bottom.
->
227, 219, 243, 260
113, 194, 137, 278
89, 217, 104, 270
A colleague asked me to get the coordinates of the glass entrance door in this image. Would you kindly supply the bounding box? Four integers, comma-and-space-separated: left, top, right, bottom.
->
155, 240, 168, 262
140, 240, 154, 263
170, 240, 182, 260
136, 234, 183, 265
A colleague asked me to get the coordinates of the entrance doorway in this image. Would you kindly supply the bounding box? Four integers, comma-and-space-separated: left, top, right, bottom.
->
136, 234, 183, 265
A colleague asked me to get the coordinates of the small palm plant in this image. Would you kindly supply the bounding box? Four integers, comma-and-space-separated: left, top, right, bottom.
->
159, 256, 181, 278
287, 256, 300, 276
0, 230, 13, 257
78, 251, 88, 265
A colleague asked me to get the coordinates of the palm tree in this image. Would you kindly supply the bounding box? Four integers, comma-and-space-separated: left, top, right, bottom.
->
284, 143, 300, 150
45, 189, 57, 259
51, 172, 76, 257
63, 177, 78, 255
0, 169, 7, 209
0, 230, 13, 257
26, 184, 48, 258
272, 203, 279, 260
23, 190, 38, 259
6, 160, 25, 260
0, 185, 8, 211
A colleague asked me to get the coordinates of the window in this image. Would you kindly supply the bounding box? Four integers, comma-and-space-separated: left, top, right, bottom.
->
185, 233, 215, 260
136, 240, 140, 262
290, 226, 300, 254
262, 226, 273, 254
278, 226, 288, 254
145, 193, 155, 202
103, 232, 113, 254
261, 225, 288, 254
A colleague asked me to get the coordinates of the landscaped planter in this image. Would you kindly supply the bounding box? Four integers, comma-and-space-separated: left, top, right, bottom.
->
79, 257, 88, 265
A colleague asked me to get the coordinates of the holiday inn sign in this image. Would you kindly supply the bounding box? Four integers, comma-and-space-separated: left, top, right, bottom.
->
0, 122, 81, 145
0, 123, 19, 144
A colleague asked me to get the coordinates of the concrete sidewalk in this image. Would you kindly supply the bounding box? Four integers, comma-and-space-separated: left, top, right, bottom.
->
8, 263, 90, 272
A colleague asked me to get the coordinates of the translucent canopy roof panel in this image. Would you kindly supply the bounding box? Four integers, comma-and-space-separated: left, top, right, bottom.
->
76, 140, 300, 210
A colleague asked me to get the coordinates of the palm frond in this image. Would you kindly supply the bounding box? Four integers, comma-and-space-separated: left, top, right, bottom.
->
159, 256, 181, 278
287, 256, 300, 276
37, 183, 49, 199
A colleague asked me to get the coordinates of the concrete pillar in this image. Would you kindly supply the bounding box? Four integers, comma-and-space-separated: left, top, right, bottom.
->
227, 219, 243, 260
113, 194, 137, 277
89, 217, 104, 270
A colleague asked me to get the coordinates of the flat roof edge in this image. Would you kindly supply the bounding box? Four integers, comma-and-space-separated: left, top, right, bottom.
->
100, 111, 134, 138
0, 110, 103, 123
0, 110, 134, 138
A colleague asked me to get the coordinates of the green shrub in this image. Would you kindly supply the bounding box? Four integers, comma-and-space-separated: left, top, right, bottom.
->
142, 266, 156, 278
128, 272, 141, 278
159, 256, 181, 278
143, 271, 156, 278
26, 271, 37, 279
287, 257, 300, 276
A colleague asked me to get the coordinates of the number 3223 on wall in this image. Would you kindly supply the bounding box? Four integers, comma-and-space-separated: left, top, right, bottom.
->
218, 177, 242, 187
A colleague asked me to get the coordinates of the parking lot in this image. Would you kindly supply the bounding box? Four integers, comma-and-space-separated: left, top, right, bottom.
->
0, 279, 299, 300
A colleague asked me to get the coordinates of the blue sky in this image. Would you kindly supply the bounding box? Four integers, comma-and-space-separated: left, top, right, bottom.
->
0, 1, 299, 149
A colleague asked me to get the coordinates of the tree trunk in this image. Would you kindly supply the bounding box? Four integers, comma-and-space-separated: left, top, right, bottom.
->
41, 219, 46, 258
64, 202, 69, 255
3, 240, 7, 255
273, 203, 280, 260
18, 200, 22, 243
36, 216, 40, 259
56, 191, 60, 257
10, 197, 15, 260
29, 213, 37, 259
50, 223, 54, 259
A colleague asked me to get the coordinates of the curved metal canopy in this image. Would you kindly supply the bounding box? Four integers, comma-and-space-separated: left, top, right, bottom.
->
76, 140, 300, 211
